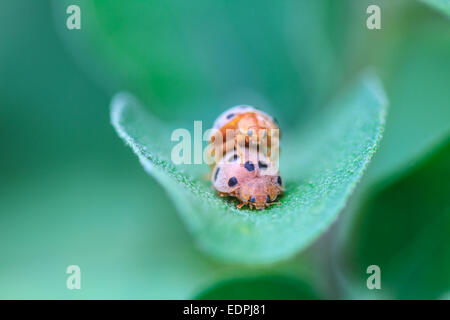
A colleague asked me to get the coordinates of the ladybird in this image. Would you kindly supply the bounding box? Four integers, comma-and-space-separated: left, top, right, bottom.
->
212, 106, 260, 130
235, 175, 283, 210
208, 105, 280, 164
211, 148, 283, 210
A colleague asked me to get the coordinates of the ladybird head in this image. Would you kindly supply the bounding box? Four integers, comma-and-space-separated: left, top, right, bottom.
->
238, 175, 282, 210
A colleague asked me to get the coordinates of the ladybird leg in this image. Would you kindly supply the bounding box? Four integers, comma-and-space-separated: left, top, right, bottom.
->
204, 144, 215, 164
236, 202, 246, 209
269, 202, 281, 206
211, 130, 223, 143
210, 130, 226, 157
209, 144, 215, 156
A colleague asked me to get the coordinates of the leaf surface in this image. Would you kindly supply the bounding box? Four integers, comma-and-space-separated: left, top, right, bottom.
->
111, 73, 387, 264
340, 141, 450, 299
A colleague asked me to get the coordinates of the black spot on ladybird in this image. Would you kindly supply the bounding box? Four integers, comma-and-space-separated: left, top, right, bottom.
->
214, 167, 220, 181
247, 129, 253, 136
228, 177, 238, 187
226, 113, 235, 119
266, 195, 271, 202
277, 176, 282, 186
244, 161, 255, 171
258, 161, 268, 169
250, 196, 255, 203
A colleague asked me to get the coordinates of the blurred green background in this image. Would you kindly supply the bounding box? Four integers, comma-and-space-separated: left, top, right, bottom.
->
0, 0, 448, 299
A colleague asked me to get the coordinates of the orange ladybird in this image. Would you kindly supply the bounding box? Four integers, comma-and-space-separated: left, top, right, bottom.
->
208, 105, 280, 165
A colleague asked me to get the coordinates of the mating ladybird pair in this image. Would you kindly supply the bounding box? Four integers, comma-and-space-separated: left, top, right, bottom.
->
209, 106, 283, 210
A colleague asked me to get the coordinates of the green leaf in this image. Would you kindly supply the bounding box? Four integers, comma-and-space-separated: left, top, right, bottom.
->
111, 72, 387, 264
0, 158, 319, 299
338, 141, 450, 299
195, 275, 319, 300
54, 0, 348, 127
422, 0, 450, 17
362, 14, 450, 185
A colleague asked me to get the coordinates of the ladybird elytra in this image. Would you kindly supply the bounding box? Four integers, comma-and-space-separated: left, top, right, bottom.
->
208, 105, 280, 165
228, 177, 238, 187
